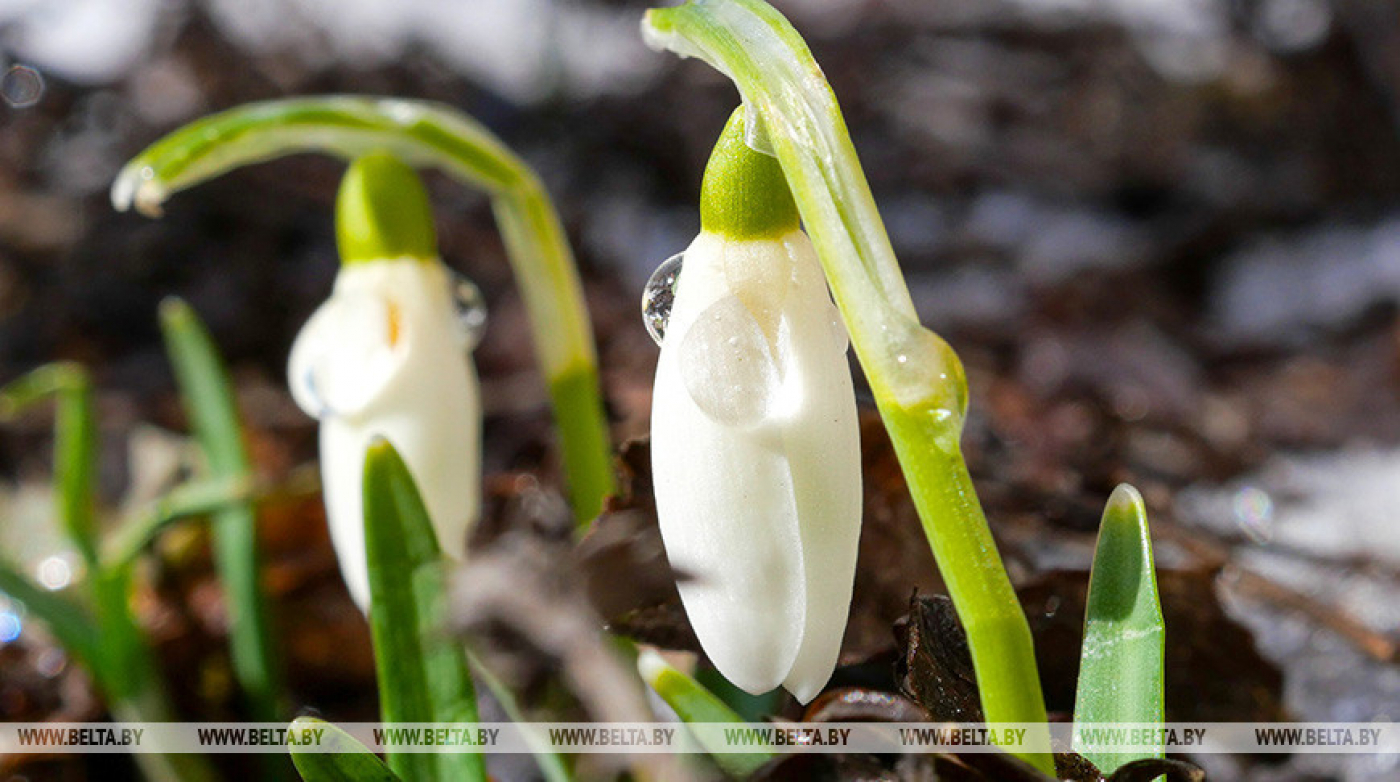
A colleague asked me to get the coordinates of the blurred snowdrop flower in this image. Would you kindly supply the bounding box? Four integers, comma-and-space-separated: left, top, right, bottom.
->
289, 152, 482, 610
649, 111, 861, 702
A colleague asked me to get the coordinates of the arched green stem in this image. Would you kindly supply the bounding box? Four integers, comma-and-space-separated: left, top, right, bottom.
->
644, 1, 1051, 772
113, 97, 615, 524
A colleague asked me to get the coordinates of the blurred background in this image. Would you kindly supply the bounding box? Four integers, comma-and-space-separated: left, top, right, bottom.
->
1, 1, 1399, 780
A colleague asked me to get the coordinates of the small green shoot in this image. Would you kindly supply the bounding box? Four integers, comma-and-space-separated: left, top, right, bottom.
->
1073, 484, 1166, 774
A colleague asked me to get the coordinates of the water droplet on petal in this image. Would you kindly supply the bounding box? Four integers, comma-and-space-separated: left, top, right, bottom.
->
449, 272, 488, 350
678, 295, 779, 427
642, 252, 683, 346
1, 65, 44, 108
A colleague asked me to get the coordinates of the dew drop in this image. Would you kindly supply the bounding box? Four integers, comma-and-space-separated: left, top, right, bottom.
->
449, 272, 488, 350
678, 295, 779, 427
1, 65, 43, 108
642, 252, 683, 346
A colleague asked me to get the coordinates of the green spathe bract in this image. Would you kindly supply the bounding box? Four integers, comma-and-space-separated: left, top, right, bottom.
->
700, 109, 799, 239
1074, 484, 1167, 774
361, 440, 485, 782
336, 152, 437, 265
642, 0, 1051, 772
112, 97, 614, 523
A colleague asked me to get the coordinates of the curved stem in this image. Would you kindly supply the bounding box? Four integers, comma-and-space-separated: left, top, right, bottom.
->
643, 1, 1051, 772
114, 97, 615, 523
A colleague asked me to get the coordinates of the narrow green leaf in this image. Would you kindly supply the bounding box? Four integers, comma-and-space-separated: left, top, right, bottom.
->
0, 363, 100, 567
362, 440, 485, 782
637, 649, 773, 778
288, 717, 402, 782
160, 297, 286, 731
1073, 484, 1166, 774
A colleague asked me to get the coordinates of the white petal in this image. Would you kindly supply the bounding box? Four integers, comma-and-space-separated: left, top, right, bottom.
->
651, 232, 862, 700
288, 286, 405, 419
773, 237, 862, 703
291, 260, 481, 612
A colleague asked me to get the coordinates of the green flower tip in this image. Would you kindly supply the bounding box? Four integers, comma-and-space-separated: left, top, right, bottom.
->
336, 151, 437, 265
700, 108, 799, 240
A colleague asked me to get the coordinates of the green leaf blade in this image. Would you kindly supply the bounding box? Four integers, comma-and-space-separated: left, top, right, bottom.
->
361, 441, 485, 782
160, 297, 286, 732
1073, 484, 1167, 774
288, 717, 402, 782
0, 363, 101, 566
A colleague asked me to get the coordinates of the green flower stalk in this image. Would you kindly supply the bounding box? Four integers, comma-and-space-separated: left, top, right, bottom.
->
642, 0, 1052, 772
111, 97, 615, 524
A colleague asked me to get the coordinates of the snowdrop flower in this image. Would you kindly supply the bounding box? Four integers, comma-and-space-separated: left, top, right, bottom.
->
288, 152, 481, 611
650, 111, 862, 702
